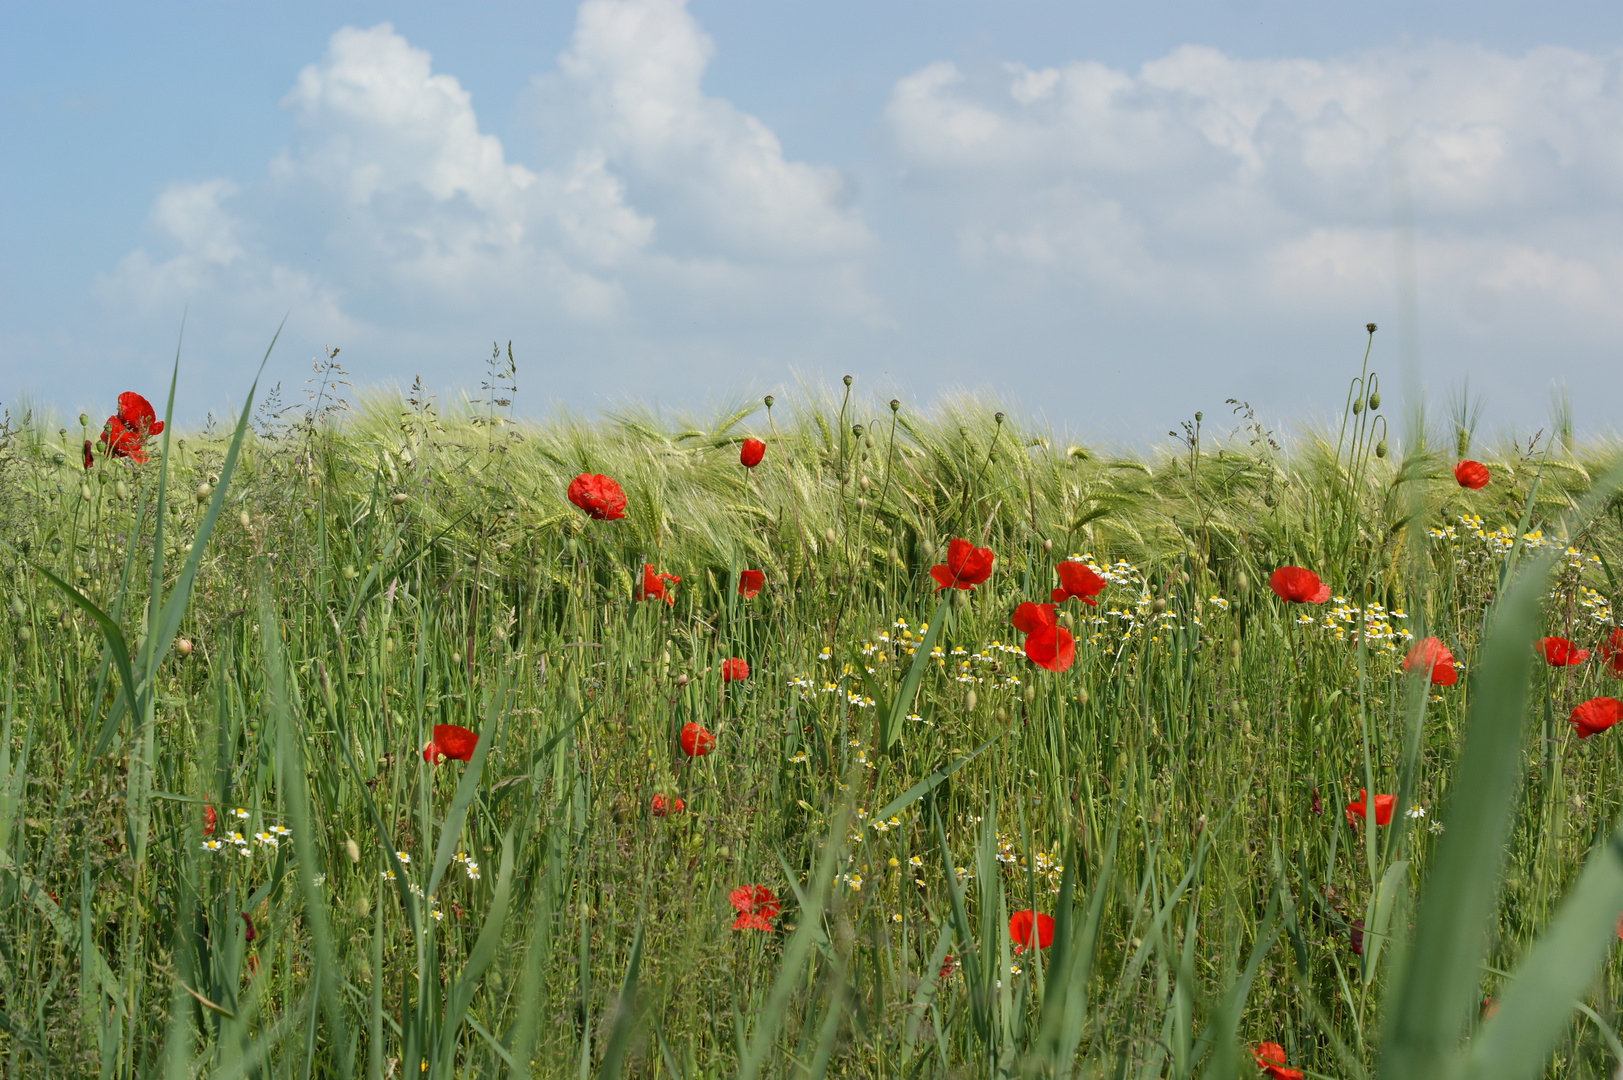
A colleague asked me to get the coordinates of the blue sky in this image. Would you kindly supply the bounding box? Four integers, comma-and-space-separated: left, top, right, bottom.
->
4, 2, 1621, 442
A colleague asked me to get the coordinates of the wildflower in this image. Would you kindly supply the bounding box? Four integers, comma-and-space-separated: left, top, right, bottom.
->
1600, 629, 1623, 677
938, 954, 959, 978
1454, 460, 1490, 489
395, 851, 412, 864
1537, 636, 1589, 666
1268, 566, 1330, 604
422, 723, 478, 764
1570, 697, 1623, 739
100, 392, 164, 463
636, 564, 679, 605
1406, 805, 1426, 819
232, 808, 250, 820
241, 914, 256, 943
739, 438, 766, 469
82, 440, 94, 470
1008, 909, 1055, 953
1024, 625, 1075, 673
565, 473, 626, 521
930, 538, 995, 592
721, 658, 750, 683
1051, 561, 1107, 605
1403, 637, 1458, 686
728, 884, 779, 931
254, 831, 277, 848
227, 831, 247, 845
650, 794, 685, 817
203, 804, 216, 836
738, 570, 765, 598
1346, 790, 1395, 827
679, 722, 715, 757
1010, 601, 1058, 634
270, 825, 291, 837
201, 839, 223, 852
1253, 1041, 1304, 1080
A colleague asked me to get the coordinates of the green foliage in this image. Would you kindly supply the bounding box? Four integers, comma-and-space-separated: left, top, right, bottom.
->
2, 353, 1623, 1077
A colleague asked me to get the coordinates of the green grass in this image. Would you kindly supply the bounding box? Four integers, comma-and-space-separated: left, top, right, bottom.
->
4, 344, 1623, 1078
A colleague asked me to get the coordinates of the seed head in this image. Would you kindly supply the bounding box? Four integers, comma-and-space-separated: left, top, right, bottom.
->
78, 413, 89, 427
764, 395, 774, 408
994, 412, 1004, 425
851, 424, 863, 437
889, 399, 900, 413
843, 375, 853, 387
1366, 322, 1377, 333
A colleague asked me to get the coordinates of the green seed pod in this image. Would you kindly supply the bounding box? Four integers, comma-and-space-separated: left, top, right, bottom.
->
97, 469, 110, 485
1376, 440, 1388, 458
51, 452, 65, 466
764, 394, 774, 408
851, 424, 864, 437
889, 398, 900, 413
1194, 411, 1202, 422
78, 413, 89, 427
1368, 392, 1380, 410
842, 375, 853, 387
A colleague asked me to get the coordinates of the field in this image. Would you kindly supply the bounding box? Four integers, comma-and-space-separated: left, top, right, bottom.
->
4, 341, 1623, 1078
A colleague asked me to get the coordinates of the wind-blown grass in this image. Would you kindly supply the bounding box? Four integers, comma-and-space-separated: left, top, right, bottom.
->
3, 346, 1623, 1078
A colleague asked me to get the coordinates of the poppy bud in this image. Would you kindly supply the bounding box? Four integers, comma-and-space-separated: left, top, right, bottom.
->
1023, 683, 1036, 703
1042, 539, 1052, 552
1368, 392, 1380, 410
995, 708, 1008, 723
966, 689, 978, 711
80, 483, 92, 502
1229, 639, 1242, 660
1375, 440, 1388, 458
1152, 598, 1166, 614
345, 838, 360, 863
8, 597, 22, 619
859, 476, 870, 490
856, 498, 866, 510
240, 511, 252, 529
17, 627, 29, 642
1077, 688, 1089, 706
824, 528, 836, 546
1352, 397, 1363, 414
116, 480, 129, 501
242, 913, 256, 942
1194, 814, 1206, 837
391, 492, 408, 506
1194, 411, 1202, 422
1366, 322, 1377, 333
1237, 572, 1249, 593
764, 395, 774, 408
79, 413, 89, 427
195, 484, 211, 504
676, 673, 689, 687
890, 399, 900, 413
176, 638, 192, 657
843, 375, 852, 386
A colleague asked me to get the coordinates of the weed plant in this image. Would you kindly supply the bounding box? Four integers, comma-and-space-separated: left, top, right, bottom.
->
3, 335, 1623, 1078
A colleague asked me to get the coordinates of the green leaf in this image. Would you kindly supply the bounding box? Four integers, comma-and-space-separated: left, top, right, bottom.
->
878, 592, 953, 753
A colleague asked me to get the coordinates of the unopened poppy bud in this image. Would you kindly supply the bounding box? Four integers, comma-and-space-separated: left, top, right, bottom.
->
9, 596, 24, 619
1229, 639, 1242, 660
1368, 392, 1380, 410
676, 673, 689, 687
116, 480, 129, 501
859, 476, 870, 490
1237, 572, 1249, 593
856, 497, 866, 510
17, 627, 30, 642
890, 399, 900, 413
843, 375, 852, 387
1352, 397, 1363, 415
195, 484, 211, 504
1023, 683, 1036, 703
995, 708, 1008, 723
346, 838, 360, 863
1366, 322, 1377, 333
1042, 539, 1052, 552
824, 528, 836, 546
1077, 689, 1088, 706
176, 638, 193, 657
1152, 598, 1166, 614
965, 689, 978, 711
1194, 814, 1206, 837
80, 483, 92, 502
78, 413, 88, 427
1376, 440, 1388, 458
764, 395, 774, 408
240, 510, 251, 529
391, 492, 408, 506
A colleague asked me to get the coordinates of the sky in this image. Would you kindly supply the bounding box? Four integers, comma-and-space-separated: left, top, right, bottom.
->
3, 1, 1621, 444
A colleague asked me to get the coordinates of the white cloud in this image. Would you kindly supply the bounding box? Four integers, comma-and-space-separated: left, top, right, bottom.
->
886, 43, 1623, 331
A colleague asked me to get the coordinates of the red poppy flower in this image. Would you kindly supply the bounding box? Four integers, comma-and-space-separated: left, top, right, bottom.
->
729, 884, 779, 930
1051, 561, 1107, 606
930, 538, 995, 592
1403, 637, 1458, 686
1268, 566, 1331, 604
721, 657, 750, 683
1454, 460, 1490, 489
1570, 697, 1623, 739
740, 438, 766, 469
1537, 636, 1589, 667
938, 954, 959, 978
241, 913, 256, 943
203, 804, 216, 836
636, 564, 679, 606
680, 721, 715, 757
1345, 789, 1395, 827
650, 794, 685, 817
1599, 629, 1623, 677
101, 417, 149, 463
1008, 909, 1055, 953
422, 723, 478, 764
82, 440, 94, 470
1024, 625, 1075, 673
117, 392, 163, 438
1010, 601, 1057, 634
737, 570, 765, 598
566, 473, 627, 521
1252, 1042, 1303, 1080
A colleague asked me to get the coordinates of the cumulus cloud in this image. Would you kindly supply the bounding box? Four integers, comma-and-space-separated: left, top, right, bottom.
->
97, 1, 878, 390
886, 43, 1623, 333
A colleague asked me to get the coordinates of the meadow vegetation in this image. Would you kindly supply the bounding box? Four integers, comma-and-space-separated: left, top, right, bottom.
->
3, 335, 1623, 1077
